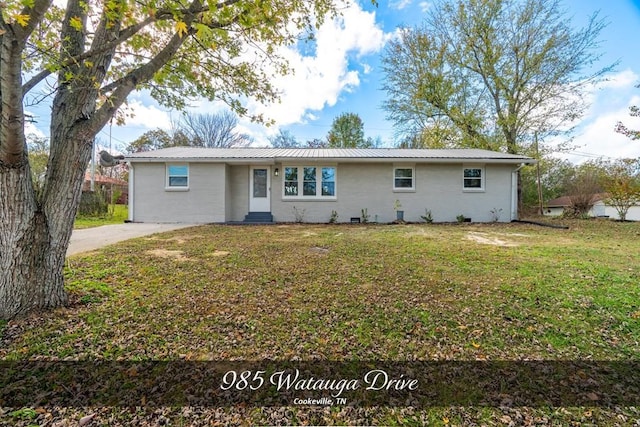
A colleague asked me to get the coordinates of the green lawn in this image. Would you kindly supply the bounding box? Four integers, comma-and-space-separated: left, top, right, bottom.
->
1, 220, 639, 425
73, 204, 128, 229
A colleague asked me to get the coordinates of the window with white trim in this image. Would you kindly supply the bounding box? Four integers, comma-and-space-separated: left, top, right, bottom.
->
167, 164, 189, 188
303, 167, 316, 196
393, 166, 415, 191
283, 166, 336, 199
463, 166, 484, 190
321, 167, 335, 196
284, 167, 298, 196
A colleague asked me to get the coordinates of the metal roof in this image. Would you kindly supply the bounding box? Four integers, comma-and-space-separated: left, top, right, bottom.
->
125, 147, 534, 163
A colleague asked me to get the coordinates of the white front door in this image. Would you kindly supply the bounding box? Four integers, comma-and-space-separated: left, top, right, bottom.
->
249, 166, 271, 211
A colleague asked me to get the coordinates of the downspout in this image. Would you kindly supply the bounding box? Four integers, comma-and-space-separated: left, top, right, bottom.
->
511, 163, 527, 221
127, 162, 134, 222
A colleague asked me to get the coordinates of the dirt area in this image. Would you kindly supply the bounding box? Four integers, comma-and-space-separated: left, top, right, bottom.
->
466, 231, 522, 247
146, 249, 190, 261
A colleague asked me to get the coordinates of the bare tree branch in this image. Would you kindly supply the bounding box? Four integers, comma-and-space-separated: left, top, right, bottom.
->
179, 111, 253, 147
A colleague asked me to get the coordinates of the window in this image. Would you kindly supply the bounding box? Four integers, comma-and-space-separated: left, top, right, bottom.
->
167, 164, 188, 188
282, 166, 336, 199
463, 166, 484, 190
303, 167, 316, 196
321, 167, 335, 196
393, 166, 415, 191
284, 167, 298, 196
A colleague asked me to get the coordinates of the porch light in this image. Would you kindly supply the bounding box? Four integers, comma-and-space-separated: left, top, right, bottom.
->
274, 168, 279, 176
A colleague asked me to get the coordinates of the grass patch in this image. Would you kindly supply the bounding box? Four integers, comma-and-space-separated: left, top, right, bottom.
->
2, 220, 639, 425
74, 204, 128, 229
8, 220, 640, 358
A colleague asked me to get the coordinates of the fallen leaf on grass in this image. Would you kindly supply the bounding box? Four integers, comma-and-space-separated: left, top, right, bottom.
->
79, 413, 96, 426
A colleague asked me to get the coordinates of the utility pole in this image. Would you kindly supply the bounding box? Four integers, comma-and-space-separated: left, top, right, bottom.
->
90, 138, 95, 192
535, 132, 544, 215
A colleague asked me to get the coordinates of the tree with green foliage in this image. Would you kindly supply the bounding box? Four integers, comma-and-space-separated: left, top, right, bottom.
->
126, 128, 190, 153
520, 155, 575, 209
396, 121, 460, 148
26, 134, 49, 197
327, 112, 373, 148
0, 0, 349, 319
381, 0, 613, 154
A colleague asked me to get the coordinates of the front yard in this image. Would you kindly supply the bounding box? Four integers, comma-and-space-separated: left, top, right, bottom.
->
1, 220, 639, 425
74, 204, 128, 229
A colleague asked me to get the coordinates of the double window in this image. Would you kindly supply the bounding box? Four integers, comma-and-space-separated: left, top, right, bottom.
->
284, 166, 336, 198
393, 166, 415, 191
166, 164, 189, 189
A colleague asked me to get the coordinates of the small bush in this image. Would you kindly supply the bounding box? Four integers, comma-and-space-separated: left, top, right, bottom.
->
421, 209, 433, 223
292, 206, 306, 223
78, 191, 108, 216
361, 208, 370, 224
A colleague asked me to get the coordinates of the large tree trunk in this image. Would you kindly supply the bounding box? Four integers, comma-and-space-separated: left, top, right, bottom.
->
0, 131, 91, 319
0, 164, 67, 318
0, 1, 90, 319
1, 0, 194, 320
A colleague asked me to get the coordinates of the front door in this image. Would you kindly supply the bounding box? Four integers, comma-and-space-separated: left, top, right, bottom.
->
249, 166, 270, 212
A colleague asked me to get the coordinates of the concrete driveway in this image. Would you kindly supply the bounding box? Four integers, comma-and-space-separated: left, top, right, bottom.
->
67, 223, 197, 256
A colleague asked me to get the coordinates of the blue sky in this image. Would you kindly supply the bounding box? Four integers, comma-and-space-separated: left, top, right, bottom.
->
26, 0, 640, 162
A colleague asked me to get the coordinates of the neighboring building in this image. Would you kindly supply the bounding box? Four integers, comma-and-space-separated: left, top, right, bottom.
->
545, 194, 640, 221
125, 147, 534, 224
83, 172, 128, 204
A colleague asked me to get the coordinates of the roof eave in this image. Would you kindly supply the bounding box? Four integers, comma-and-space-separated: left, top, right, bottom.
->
125, 157, 534, 164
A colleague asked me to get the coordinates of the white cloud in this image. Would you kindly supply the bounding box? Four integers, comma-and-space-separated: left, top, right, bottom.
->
419, 1, 432, 13
245, 0, 391, 128
598, 69, 638, 90
546, 70, 640, 163
24, 111, 46, 139
123, 99, 172, 130
109, 2, 394, 147
390, 0, 413, 10
581, 69, 639, 117
562, 96, 640, 163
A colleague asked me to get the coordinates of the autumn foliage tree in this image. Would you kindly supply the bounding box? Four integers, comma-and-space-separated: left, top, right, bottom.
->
601, 158, 640, 221
0, 0, 345, 319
